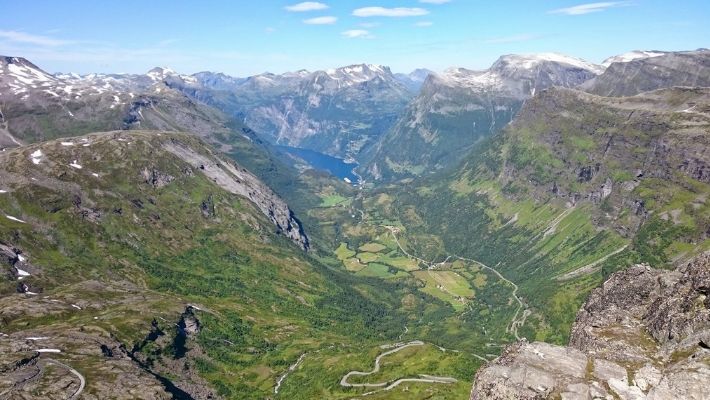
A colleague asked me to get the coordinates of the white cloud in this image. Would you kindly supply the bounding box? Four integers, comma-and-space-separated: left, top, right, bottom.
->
352, 7, 429, 17
548, 2, 627, 15
341, 29, 374, 39
420, 0, 451, 4
484, 33, 538, 44
285, 2, 329, 12
414, 21, 433, 27
303, 16, 338, 25
0, 30, 73, 47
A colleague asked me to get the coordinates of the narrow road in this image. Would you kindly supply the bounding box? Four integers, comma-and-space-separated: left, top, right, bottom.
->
340, 341, 425, 388
44, 358, 85, 400
385, 226, 528, 341
274, 353, 307, 394
360, 375, 458, 396
340, 340, 457, 396
555, 244, 629, 281
455, 255, 527, 341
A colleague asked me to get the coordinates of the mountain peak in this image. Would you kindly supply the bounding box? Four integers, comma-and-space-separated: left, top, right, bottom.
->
493, 53, 604, 74
146, 66, 177, 80
0, 55, 58, 90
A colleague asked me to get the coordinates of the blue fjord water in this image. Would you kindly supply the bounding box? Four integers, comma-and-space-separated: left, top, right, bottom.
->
276, 146, 359, 184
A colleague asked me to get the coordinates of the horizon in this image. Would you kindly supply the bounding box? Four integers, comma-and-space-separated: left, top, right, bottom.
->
2, 0, 709, 76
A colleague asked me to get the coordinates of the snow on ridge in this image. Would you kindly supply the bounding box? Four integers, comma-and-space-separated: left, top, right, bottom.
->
601, 50, 667, 67
7, 62, 57, 85
497, 53, 604, 74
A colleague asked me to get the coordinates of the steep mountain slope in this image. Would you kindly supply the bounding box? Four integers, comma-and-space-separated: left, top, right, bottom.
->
472, 253, 710, 399
582, 49, 710, 96
363, 53, 602, 181
167, 64, 415, 159
0, 131, 416, 399
0, 55, 327, 227
382, 85, 710, 343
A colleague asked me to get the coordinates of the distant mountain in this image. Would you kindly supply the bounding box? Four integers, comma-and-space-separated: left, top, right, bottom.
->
362, 53, 602, 181
192, 71, 246, 90
166, 63, 415, 160
601, 50, 669, 67
583, 49, 710, 96
0, 56, 253, 150
394, 68, 435, 91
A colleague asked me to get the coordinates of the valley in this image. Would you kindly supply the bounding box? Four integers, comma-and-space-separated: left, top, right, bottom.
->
0, 37, 709, 400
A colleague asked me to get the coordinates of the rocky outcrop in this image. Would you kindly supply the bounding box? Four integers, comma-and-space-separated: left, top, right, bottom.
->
164, 139, 309, 250
471, 253, 710, 399
141, 166, 174, 188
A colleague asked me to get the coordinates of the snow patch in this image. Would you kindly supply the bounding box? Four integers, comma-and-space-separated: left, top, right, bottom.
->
71, 304, 82, 310
25, 337, 49, 341
36, 348, 61, 353
5, 215, 26, 223
69, 160, 82, 169
30, 149, 42, 164
61, 142, 74, 146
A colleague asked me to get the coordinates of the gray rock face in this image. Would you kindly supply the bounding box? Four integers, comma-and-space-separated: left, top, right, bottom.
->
471, 253, 710, 399
581, 49, 710, 97
164, 139, 309, 250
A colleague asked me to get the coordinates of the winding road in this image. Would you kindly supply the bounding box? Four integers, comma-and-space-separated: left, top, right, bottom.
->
385, 226, 529, 341
45, 358, 86, 400
340, 340, 457, 396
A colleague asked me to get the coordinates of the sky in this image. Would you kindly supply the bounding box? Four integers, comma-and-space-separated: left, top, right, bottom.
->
1, 0, 709, 76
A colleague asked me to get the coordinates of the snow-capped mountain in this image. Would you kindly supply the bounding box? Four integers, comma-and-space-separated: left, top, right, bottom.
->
166, 63, 416, 159
584, 49, 710, 97
363, 53, 603, 180
0, 56, 248, 149
601, 50, 669, 67
436, 53, 603, 98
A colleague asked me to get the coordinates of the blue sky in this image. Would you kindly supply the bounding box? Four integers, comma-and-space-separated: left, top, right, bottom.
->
2, 0, 708, 76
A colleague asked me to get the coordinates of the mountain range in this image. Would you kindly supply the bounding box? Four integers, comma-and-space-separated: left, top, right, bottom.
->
1, 48, 709, 399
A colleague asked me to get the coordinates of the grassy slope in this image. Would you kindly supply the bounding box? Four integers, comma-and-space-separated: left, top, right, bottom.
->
381, 87, 710, 343
0, 131, 432, 399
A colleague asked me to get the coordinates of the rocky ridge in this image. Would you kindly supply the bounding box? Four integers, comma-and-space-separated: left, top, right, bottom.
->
471, 253, 710, 399
582, 49, 710, 97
